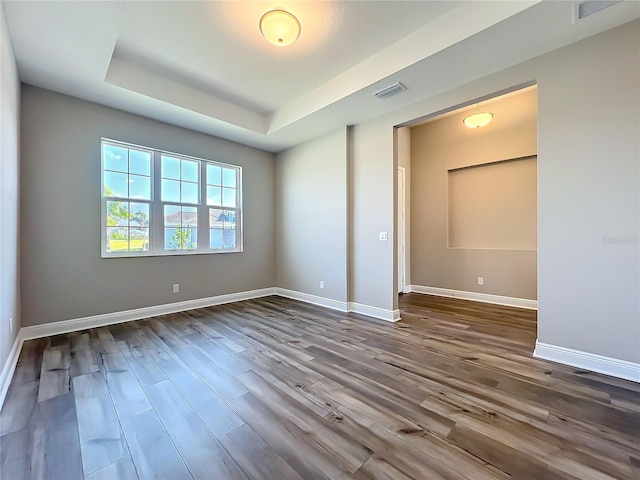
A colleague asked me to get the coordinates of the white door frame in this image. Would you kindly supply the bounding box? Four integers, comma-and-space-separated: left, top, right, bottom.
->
398, 166, 407, 293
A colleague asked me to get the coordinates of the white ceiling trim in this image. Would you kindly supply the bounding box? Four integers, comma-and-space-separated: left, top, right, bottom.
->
102, 1, 540, 137
268, 0, 540, 133
105, 55, 268, 134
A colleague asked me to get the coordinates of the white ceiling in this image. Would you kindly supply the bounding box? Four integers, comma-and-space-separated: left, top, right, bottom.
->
3, 0, 639, 152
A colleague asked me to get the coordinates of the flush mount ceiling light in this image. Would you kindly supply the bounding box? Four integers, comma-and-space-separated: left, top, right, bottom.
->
463, 104, 494, 128
259, 9, 301, 47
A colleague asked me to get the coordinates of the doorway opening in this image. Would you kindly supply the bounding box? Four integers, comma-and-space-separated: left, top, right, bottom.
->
396, 85, 538, 318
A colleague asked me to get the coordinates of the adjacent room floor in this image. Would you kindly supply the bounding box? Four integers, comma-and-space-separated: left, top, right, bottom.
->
1, 294, 638, 479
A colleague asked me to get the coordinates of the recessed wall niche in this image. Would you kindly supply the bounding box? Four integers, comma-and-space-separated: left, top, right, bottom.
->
448, 156, 537, 250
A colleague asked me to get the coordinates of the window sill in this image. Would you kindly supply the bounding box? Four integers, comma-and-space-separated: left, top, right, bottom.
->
101, 248, 243, 259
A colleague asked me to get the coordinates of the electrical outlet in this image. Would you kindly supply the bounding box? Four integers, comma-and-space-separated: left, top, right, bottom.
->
320, 281, 324, 289
173, 284, 180, 293
379, 232, 388, 241
9, 318, 13, 335
477, 277, 484, 286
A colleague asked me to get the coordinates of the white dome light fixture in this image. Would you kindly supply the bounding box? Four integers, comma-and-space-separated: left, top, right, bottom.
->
259, 10, 301, 47
463, 104, 494, 128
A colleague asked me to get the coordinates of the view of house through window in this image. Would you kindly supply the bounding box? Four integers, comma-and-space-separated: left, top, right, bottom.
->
101, 139, 242, 257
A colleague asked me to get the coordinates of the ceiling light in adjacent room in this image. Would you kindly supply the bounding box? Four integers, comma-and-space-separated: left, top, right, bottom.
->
463, 104, 494, 128
260, 10, 301, 47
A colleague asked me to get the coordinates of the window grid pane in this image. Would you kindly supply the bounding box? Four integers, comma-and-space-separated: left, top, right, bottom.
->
222, 168, 237, 188
105, 200, 150, 253
162, 155, 200, 205
103, 143, 152, 201
207, 165, 222, 186
104, 144, 128, 173
164, 205, 198, 251
129, 150, 151, 176
209, 208, 238, 249
103, 140, 241, 257
207, 165, 239, 208
181, 181, 199, 204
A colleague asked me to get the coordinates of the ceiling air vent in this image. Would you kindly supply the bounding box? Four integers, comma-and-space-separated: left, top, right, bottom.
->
577, 0, 622, 20
373, 82, 406, 100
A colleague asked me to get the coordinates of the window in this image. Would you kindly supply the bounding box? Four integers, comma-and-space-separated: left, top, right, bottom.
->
101, 139, 242, 257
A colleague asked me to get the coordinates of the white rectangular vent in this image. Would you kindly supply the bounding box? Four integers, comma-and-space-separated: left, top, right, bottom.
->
577, 0, 622, 20
373, 82, 406, 100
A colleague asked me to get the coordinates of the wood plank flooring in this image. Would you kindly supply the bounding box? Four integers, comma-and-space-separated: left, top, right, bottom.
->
1, 294, 639, 479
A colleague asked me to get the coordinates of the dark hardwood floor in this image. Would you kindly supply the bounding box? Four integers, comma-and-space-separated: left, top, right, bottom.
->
1, 294, 639, 479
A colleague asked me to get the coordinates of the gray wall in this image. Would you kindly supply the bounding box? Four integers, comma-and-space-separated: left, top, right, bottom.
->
275, 127, 348, 302
0, 4, 21, 370
410, 88, 537, 300
536, 22, 639, 362
351, 118, 397, 312
20, 86, 276, 327
348, 20, 639, 363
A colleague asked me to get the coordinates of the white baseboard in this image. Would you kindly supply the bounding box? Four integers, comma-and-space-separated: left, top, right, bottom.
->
20, 287, 277, 341
10, 285, 397, 347
0, 330, 25, 409
534, 341, 640, 383
348, 302, 401, 322
275, 288, 348, 312
274, 288, 399, 322
410, 285, 537, 310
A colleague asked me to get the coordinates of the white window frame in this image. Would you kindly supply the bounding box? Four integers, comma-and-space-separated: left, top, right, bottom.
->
101, 138, 243, 258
